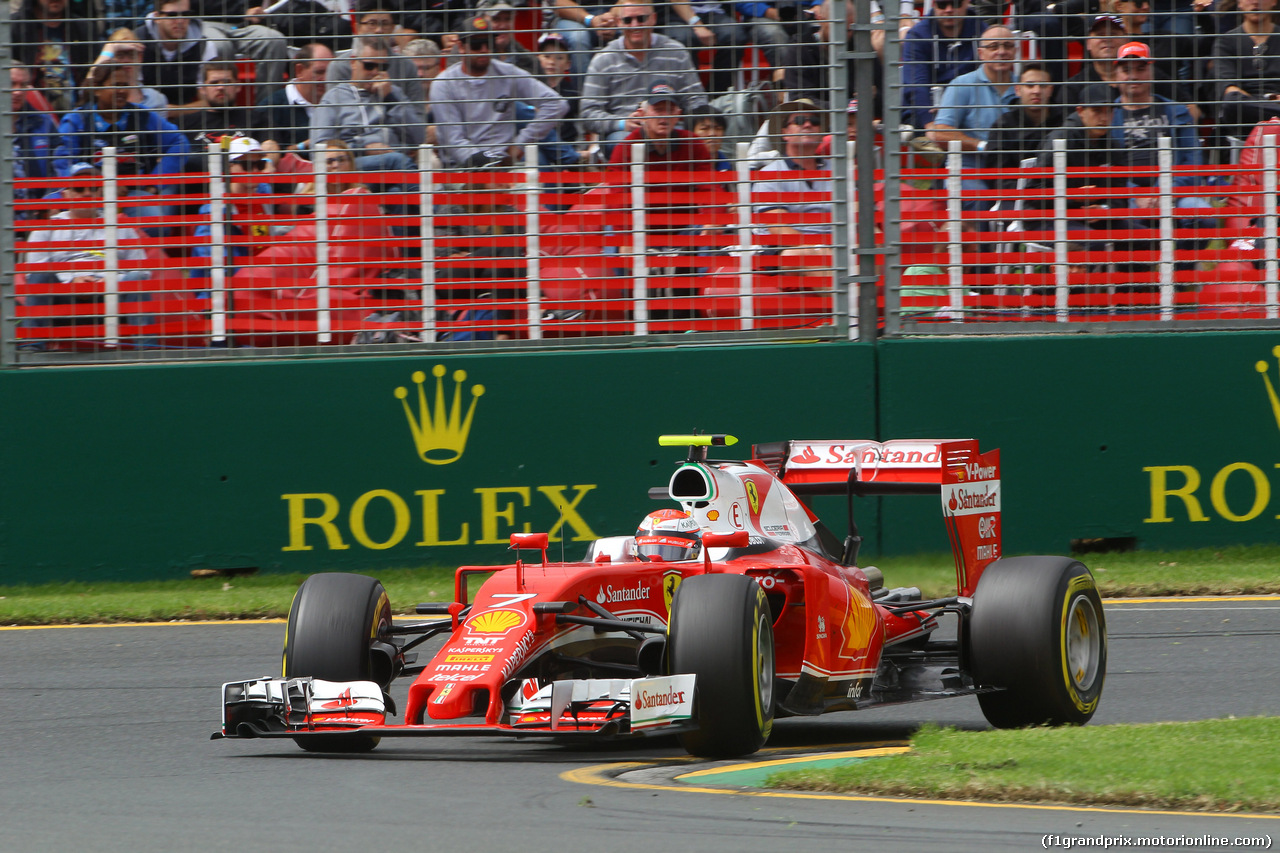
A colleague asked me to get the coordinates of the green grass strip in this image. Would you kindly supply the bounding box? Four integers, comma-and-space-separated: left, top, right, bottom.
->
767, 719, 1280, 813
2, 545, 1279, 626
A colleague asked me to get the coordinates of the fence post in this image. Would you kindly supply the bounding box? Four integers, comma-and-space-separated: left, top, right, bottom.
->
630, 142, 648, 336
314, 144, 331, 343
1157, 136, 1174, 322
207, 142, 228, 344
945, 140, 963, 319
1053, 138, 1068, 322
1265, 138, 1277, 320
417, 144, 436, 342
102, 147, 120, 346
523, 142, 543, 341
734, 141, 754, 331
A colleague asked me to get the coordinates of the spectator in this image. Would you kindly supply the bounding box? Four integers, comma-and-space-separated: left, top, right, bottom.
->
474, 0, 538, 75
548, 0, 619, 78
54, 62, 190, 180
193, 137, 279, 275
901, 0, 984, 131
402, 37, 444, 83
687, 104, 733, 169
780, 0, 884, 116
325, 0, 429, 109
311, 37, 425, 169
1109, 42, 1210, 203
12, 0, 102, 112
1027, 93, 1126, 266
752, 98, 833, 272
430, 16, 568, 168
177, 61, 256, 140
12, 64, 60, 207
1061, 14, 1187, 108
91, 29, 171, 115
1107, 41, 1216, 247
736, 0, 820, 85
580, 2, 709, 154
927, 22, 1019, 208
1213, 0, 1280, 138
659, 0, 748, 93
607, 82, 715, 186
138, 0, 235, 114
537, 33, 583, 149
985, 63, 1066, 190
1101, 0, 1198, 112
22, 165, 153, 346
252, 43, 335, 150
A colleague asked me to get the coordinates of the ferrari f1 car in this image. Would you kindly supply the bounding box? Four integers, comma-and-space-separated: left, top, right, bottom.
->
216, 434, 1106, 758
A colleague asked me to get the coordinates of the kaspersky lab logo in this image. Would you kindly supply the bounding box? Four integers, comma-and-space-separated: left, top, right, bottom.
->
395, 365, 485, 465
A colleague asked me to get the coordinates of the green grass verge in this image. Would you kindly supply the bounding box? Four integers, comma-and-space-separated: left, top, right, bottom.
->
766, 719, 1280, 813
1, 544, 1278, 626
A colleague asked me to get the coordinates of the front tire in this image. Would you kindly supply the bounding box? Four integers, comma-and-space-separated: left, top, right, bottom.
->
283, 572, 393, 752
668, 574, 775, 758
969, 556, 1107, 728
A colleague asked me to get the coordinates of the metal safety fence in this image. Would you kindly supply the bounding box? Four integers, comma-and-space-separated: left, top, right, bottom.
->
5, 0, 1280, 365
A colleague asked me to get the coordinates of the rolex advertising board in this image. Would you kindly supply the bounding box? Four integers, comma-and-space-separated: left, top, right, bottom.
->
0, 344, 875, 583
877, 331, 1280, 555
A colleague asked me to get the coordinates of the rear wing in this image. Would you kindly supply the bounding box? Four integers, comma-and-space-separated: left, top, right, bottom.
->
752, 439, 1001, 596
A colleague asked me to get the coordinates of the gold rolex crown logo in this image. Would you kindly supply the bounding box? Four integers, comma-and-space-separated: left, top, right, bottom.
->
1255, 346, 1280, 434
395, 365, 485, 465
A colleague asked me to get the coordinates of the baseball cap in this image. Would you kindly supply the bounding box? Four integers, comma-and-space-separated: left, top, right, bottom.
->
537, 31, 567, 48
647, 82, 680, 107
1089, 14, 1125, 32
1115, 41, 1152, 62
846, 98, 858, 113
227, 136, 263, 160
69, 161, 100, 176
476, 0, 515, 12
461, 15, 494, 34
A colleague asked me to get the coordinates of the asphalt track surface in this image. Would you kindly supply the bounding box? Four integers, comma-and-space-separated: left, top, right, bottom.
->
3, 598, 1279, 852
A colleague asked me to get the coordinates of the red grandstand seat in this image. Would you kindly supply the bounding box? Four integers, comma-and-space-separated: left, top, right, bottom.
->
1223, 118, 1280, 234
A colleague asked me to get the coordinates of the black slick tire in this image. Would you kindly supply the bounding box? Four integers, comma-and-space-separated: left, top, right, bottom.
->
668, 574, 775, 758
969, 556, 1107, 728
282, 572, 393, 753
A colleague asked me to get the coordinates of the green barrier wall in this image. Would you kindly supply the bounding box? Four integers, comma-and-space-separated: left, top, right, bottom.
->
5, 331, 1278, 584
0, 344, 876, 584
877, 331, 1280, 555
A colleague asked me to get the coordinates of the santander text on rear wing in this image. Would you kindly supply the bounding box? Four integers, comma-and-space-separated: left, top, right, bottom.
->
752, 439, 1001, 597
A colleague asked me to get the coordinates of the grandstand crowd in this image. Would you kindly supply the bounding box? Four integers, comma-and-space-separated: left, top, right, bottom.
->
8, 0, 1280, 348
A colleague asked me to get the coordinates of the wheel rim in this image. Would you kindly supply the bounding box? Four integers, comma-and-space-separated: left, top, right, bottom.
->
1065, 596, 1102, 691
756, 612, 774, 712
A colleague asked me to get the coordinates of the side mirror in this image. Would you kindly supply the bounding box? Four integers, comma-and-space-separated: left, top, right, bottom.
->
703, 531, 750, 549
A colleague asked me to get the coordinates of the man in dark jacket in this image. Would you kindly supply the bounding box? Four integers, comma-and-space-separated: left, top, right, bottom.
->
900, 0, 984, 130
252, 43, 334, 150
986, 63, 1066, 192
12, 0, 103, 112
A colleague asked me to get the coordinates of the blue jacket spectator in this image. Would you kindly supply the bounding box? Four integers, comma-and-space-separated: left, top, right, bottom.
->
53, 63, 190, 179
901, 7, 984, 130
11, 66, 60, 201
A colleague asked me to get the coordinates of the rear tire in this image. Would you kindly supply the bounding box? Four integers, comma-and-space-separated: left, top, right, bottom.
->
283, 573, 393, 753
668, 574, 775, 758
969, 556, 1107, 728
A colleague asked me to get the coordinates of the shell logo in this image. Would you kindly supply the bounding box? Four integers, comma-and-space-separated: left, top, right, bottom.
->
466, 609, 526, 635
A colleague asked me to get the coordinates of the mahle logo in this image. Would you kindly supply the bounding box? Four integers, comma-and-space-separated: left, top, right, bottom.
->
396, 365, 485, 465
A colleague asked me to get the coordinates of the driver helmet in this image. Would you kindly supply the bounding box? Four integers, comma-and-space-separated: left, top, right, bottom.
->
632, 509, 702, 562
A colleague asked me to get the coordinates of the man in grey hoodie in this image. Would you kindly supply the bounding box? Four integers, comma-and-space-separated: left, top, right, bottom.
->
310, 37, 425, 170
429, 16, 567, 169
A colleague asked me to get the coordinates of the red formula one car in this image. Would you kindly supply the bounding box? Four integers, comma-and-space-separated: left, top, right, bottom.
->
216, 434, 1107, 757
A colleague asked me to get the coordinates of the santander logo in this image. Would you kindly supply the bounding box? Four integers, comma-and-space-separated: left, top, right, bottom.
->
321, 688, 355, 709
597, 582, 649, 604
634, 686, 687, 710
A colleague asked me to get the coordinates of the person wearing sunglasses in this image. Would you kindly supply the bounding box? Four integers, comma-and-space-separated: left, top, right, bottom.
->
901, 0, 984, 131
580, 2, 709, 157
751, 98, 834, 275
310, 37, 424, 173
322, 0, 428, 111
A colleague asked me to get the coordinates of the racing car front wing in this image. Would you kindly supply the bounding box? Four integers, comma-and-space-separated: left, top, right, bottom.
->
214, 674, 699, 742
